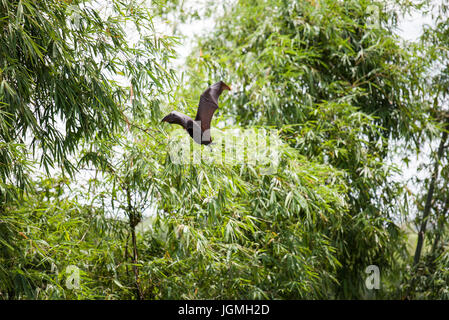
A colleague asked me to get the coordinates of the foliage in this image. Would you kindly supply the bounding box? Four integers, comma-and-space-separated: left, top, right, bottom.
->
0, 0, 176, 199
402, 0, 449, 298
0, 0, 177, 299
181, 0, 429, 298
1, 0, 449, 300
0, 177, 131, 299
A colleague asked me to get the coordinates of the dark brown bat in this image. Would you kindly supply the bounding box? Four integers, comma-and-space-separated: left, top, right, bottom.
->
161, 81, 231, 145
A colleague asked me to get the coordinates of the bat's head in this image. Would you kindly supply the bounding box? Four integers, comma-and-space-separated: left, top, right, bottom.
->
220, 81, 231, 91
161, 113, 175, 123
161, 111, 191, 130
161, 111, 184, 124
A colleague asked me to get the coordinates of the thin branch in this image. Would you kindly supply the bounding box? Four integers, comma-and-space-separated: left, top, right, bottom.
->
413, 116, 449, 266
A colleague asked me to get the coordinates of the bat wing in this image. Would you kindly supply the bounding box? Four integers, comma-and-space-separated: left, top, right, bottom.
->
195, 81, 230, 133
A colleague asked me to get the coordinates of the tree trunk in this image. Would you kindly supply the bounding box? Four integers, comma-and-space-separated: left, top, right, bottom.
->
130, 223, 143, 300
431, 186, 449, 254
125, 183, 144, 300
413, 117, 449, 265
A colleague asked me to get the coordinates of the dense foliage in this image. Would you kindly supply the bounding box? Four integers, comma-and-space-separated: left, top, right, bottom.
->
183, 0, 427, 298
1, 0, 448, 300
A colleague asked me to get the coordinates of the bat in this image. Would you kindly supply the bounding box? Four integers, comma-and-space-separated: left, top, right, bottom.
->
161, 81, 231, 145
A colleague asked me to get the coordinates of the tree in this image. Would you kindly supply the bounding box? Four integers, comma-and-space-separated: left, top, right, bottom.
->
3, 0, 448, 300
0, 0, 176, 200
0, 0, 177, 299
181, 0, 428, 297
0, 176, 132, 299
404, 0, 449, 298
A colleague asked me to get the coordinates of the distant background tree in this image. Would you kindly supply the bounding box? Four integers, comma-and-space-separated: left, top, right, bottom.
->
404, 0, 449, 298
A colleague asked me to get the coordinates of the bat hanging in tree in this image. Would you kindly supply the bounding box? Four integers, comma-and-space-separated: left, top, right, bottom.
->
161, 81, 231, 145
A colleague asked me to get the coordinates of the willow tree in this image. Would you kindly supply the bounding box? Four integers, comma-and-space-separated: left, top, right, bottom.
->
179, 0, 429, 298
